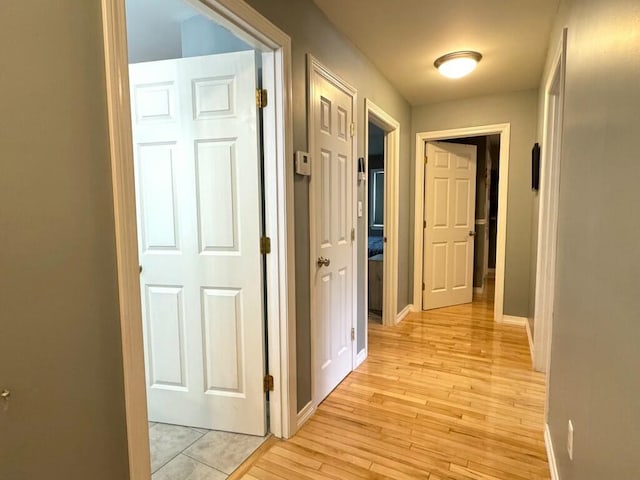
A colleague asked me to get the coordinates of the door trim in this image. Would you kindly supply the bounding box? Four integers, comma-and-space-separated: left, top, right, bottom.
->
307, 55, 357, 408
360, 100, 400, 364
413, 124, 511, 323
101, 1, 296, 478
534, 30, 567, 379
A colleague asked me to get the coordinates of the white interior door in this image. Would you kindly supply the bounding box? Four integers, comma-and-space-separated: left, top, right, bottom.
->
423, 141, 477, 310
129, 51, 267, 436
309, 61, 355, 404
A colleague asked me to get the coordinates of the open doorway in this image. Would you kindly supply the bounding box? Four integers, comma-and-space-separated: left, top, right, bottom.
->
358, 100, 399, 366
125, 0, 269, 475
413, 124, 511, 323
366, 122, 385, 324
103, 0, 296, 477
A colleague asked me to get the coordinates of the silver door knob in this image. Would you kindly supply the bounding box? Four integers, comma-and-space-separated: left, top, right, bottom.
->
469, 231, 476, 237
317, 256, 331, 267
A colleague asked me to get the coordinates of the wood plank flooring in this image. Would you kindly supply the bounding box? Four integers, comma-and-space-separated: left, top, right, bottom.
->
239, 285, 549, 479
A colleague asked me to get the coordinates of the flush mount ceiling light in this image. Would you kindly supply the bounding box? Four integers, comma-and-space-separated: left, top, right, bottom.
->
434, 51, 482, 79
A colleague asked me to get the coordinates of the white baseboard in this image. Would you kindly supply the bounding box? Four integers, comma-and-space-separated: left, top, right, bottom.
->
296, 401, 315, 430
525, 318, 535, 364
545, 424, 560, 480
501, 315, 527, 326
395, 304, 413, 324
355, 348, 367, 368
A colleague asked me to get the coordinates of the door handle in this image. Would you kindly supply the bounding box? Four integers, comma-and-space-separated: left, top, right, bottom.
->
469, 231, 476, 237
317, 256, 331, 268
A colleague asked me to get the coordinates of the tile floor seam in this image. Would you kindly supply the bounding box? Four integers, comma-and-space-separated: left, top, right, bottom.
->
151, 430, 205, 474
181, 451, 230, 477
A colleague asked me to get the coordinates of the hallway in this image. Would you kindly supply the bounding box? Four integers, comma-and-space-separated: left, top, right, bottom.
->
239, 286, 549, 479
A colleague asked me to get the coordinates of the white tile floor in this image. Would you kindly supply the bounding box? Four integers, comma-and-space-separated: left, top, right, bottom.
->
149, 423, 267, 479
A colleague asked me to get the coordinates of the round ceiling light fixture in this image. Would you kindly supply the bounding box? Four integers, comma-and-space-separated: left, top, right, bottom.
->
434, 51, 483, 79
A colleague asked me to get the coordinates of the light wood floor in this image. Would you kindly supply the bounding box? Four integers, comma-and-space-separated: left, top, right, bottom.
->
238, 284, 549, 479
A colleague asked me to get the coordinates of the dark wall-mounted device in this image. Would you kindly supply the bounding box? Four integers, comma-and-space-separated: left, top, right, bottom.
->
532, 143, 541, 191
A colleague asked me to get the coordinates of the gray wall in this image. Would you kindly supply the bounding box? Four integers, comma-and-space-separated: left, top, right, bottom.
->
412, 90, 539, 317
543, 0, 640, 478
181, 15, 252, 57
0, 2, 130, 479
244, 0, 413, 411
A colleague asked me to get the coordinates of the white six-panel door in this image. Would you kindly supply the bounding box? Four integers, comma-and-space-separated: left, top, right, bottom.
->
423, 141, 477, 310
129, 51, 267, 436
309, 60, 355, 404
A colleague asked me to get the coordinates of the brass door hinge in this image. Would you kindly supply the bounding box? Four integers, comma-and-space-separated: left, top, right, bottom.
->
351, 327, 355, 341
351, 227, 355, 242
263, 374, 274, 392
422, 282, 426, 291
260, 236, 271, 254
350, 123, 355, 137
424, 155, 428, 165
256, 89, 268, 109
423, 220, 426, 228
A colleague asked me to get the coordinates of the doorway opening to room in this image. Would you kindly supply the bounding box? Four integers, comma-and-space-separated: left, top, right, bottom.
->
102, 0, 296, 477
366, 122, 385, 325
359, 100, 400, 365
413, 124, 511, 323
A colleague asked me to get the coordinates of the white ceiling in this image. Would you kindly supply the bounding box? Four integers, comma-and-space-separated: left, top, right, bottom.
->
312, 0, 560, 105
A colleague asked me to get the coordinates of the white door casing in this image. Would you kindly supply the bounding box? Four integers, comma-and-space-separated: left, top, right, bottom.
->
308, 57, 356, 405
423, 142, 477, 310
130, 51, 267, 435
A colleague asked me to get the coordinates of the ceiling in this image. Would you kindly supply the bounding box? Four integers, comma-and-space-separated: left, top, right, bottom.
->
312, 0, 560, 105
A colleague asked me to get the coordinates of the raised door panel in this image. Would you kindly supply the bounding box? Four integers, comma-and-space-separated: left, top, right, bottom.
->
201, 288, 244, 396
195, 140, 239, 253
137, 143, 180, 252
145, 286, 186, 390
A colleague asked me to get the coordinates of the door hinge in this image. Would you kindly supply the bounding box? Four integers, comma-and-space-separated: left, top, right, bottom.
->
350, 123, 355, 137
422, 282, 426, 291
351, 327, 355, 341
260, 236, 271, 254
263, 374, 274, 392
424, 155, 428, 165
256, 88, 268, 109
423, 220, 426, 228
351, 227, 355, 242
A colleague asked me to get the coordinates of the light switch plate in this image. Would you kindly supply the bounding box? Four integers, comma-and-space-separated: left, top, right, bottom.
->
295, 151, 311, 176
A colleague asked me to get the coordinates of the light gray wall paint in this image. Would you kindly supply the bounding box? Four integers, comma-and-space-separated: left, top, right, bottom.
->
181, 15, 252, 57
244, 0, 413, 411
0, 2, 129, 478
125, 0, 187, 63
126, 0, 253, 63
543, 0, 640, 478
412, 90, 539, 317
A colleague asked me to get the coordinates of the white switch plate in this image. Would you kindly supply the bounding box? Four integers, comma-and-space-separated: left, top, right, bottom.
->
295, 151, 311, 176
567, 420, 574, 460
357, 201, 363, 217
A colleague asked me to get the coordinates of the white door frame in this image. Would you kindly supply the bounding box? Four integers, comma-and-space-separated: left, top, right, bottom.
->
307, 55, 358, 407
413, 124, 511, 322
534, 30, 567, 375
361, 100, 400, 360
101, 1, 296, 478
